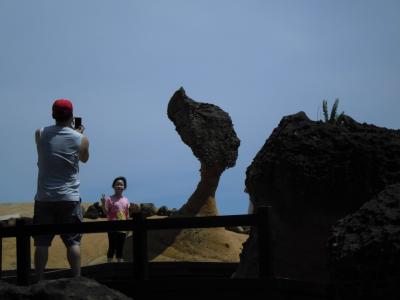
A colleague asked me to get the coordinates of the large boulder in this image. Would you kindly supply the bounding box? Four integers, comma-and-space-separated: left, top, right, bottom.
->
129, 203, 140, 218
235, 112, 400, 282
0, 280, 27, 299
327, 183, 400, 299
0, 216, 32, 227
84, 202, 106, 219
0, 277, 132, 300
123, 88, 244, 262
167, 87, 240, 170
157, 205, 173, 216
84, 204, 100, 219
167, 87, 240, 216
140, 203, 157, 217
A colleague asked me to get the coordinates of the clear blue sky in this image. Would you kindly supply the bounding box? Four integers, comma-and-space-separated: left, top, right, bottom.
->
1, 1, 399, 215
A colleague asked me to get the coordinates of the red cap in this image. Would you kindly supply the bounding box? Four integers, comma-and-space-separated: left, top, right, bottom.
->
52, 99, 73, 119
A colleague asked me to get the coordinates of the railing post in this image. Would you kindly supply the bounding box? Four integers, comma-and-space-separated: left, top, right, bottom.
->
256, 206, 274, 278
0, 223, 3, 279
16, 218, 31, 285
132, 211, 148, 280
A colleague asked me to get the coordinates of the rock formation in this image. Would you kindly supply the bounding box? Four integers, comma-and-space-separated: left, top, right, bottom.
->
84, 202, 105, 219
124, 88, 245, 262
167, 87, 240, 216
128, 203, 140, 217
140, 203, 158, 217
0, 277, 131, 300
327, 183, 400, 299
235, 112, 400, 282
0, 216, 32, 227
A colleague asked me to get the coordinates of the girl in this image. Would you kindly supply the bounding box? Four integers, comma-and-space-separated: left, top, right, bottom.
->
101, 176, 130, 262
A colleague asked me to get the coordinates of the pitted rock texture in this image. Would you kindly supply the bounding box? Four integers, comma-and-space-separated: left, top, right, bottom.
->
0, 277, 132, 300
327, 183, 400, 299
167, 87, 240, 216
246, 112, 400, 213
167, 87, 240, 169
142, 88, 244, 261
236, 111, 400, 282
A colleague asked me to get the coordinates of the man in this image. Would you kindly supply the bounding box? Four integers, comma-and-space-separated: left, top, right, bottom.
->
34, 99, 89, 281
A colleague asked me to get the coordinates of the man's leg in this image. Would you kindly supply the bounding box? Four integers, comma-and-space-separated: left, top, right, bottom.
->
60, 201, 82, 277
67, 244, 81, 277
33, 201, 53, 281
34, 246, 49, 281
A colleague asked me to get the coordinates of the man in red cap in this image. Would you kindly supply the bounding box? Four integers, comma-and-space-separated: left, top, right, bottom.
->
33, 98, 89, 281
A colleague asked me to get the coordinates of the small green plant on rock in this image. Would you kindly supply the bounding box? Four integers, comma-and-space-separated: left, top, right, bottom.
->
322, 98, 345, 124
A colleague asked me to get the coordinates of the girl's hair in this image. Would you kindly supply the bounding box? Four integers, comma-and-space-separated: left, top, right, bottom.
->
112, 176, 127, 189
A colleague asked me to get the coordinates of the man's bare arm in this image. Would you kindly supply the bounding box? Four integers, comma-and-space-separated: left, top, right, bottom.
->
80, 136, 89, 163
35, 129, 40, 154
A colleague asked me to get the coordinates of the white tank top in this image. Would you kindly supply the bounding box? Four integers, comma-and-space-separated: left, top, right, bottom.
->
35, 125, 83, 202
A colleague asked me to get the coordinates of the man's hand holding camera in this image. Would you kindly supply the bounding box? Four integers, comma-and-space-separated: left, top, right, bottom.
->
73, 117, 85, 133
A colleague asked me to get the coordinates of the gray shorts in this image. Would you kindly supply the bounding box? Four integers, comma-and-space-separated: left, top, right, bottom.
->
33, 201, 83, 247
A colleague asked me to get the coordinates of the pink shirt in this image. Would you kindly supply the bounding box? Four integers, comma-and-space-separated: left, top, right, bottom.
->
105, 196, 130, 221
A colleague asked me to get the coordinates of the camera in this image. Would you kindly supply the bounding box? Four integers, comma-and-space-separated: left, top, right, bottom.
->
74, 117, 82, 129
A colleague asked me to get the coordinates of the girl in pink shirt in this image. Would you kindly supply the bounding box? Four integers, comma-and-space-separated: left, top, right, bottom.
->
101, 176, 130, 262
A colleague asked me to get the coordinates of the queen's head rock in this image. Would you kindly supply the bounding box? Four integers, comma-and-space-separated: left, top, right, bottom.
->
168, 87, 240, 216
168, 87, 240, 170
122, 88, 245, 263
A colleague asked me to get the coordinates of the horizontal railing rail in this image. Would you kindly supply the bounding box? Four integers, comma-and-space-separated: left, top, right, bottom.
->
0, 214, 258, 237
0, 206, 273, 286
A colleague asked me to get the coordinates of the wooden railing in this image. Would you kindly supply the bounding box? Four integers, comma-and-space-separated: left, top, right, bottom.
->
0, 206, 273, 286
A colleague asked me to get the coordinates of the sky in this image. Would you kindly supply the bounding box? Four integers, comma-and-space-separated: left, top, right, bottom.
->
0, 1, 399, 215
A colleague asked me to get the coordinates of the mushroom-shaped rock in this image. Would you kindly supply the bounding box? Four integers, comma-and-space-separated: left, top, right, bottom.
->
123, 88, 245, 263
168, 87, 240, 169
167, 87, 240, 216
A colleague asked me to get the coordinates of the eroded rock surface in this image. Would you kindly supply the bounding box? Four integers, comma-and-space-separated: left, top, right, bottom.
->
0, 277, 132, 300
167, 87, 240, 170
167, 87, 240, 216
123, 88, 244, 263
235, 112, 400, 281
327, 183, 400, 299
